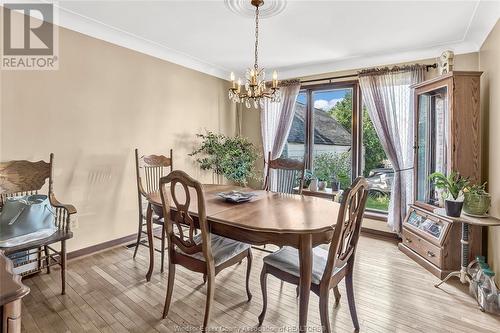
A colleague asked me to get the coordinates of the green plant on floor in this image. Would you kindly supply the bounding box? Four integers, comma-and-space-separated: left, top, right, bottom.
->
190, 131, 259, 186
429, 171, 469, 200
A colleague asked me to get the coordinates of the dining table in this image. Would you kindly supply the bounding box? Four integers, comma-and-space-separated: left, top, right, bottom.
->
144, 184, 341, 331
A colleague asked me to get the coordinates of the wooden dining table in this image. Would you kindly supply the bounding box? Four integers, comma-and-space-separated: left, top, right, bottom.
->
144, 184, 341, 331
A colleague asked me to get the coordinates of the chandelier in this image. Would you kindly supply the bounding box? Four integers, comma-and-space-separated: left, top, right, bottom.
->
228, 0, 280, 108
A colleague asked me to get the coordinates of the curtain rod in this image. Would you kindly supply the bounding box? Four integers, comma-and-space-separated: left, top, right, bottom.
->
300, 63, 437, 84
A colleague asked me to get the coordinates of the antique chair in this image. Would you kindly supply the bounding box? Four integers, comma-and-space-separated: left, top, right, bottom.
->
264, 152, 305, 194
159, 170, 252, 331
132, 149, 173, 273
258, 177, 369, 332
0, 154, 76, 295
263, 152, 305, 254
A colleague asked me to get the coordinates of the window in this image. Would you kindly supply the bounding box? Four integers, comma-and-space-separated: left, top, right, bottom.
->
282, 82, 391, 214
361, 105, 392, 213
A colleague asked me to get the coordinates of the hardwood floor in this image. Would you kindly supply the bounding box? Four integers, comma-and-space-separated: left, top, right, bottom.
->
20, 235, 500, 333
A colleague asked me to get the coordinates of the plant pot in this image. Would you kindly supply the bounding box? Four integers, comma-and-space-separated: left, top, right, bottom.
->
318, 181, 327, 191
331, 180, 340, 192
464, 193, 491, 216
309, 179, 318, 192
445, 199, 463, 217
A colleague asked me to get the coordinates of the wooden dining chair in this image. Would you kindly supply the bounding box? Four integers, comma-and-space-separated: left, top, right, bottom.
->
159, 170, 253, 331
258, 177, 369, 332
133, 149, 173, 273
264, 152, 305, 194
0, 154, 77, 295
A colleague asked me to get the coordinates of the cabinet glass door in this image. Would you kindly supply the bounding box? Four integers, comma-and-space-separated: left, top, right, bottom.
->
415, 86, 448, 206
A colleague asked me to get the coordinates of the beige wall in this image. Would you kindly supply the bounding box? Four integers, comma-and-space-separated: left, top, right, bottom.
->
0, 27, 236, 252
480, 20, 500, 285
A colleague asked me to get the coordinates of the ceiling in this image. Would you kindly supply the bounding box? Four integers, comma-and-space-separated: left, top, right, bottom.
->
14, 0, 500, 79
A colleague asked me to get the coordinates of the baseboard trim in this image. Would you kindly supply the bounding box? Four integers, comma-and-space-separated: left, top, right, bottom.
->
67, 233, 137, 260
361, 226, 399, 240
67, 226, 398, 261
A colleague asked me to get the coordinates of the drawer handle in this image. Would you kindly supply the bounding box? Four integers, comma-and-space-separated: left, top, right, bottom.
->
427, 251, 435, 257
405, 238, 412, 243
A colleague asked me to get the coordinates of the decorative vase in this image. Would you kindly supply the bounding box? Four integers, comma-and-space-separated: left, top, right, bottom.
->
464, 193, 491, 216
309, 179, 318, 192
318, 181, 327, 191
212, 173, 224, 185
445, 199, 463, 217
331, 179, 340, 192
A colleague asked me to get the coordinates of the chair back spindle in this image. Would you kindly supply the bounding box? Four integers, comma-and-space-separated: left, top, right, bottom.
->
264, 152, 305, 194
135, 149, 173, 196
321, 177, 369, 284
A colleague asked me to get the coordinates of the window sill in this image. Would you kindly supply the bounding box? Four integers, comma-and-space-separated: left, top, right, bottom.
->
364, 211, 388, 222
297, 187, 389, 222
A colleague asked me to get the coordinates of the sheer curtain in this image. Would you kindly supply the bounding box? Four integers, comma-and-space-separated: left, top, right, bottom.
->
260, 80, 301, 177
359, 66, 425, 233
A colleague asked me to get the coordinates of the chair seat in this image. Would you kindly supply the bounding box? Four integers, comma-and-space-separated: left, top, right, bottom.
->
176, 234, 250, 266
1, 229, 73, 254
263, 246, 343, 284
142, 201, 163, 225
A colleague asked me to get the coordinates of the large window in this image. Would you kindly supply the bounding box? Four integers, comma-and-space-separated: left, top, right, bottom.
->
282, 82, 391, 213
361, 106, 392, 212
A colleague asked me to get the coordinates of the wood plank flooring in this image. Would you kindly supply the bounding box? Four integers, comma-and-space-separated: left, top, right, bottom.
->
20, 235, 500, 332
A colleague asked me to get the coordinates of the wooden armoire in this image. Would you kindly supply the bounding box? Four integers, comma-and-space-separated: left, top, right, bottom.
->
398, 71, 483, 279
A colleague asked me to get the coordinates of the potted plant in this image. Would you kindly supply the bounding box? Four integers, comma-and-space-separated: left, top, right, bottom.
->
463, 182, 491, 216
190, 131, 259, 186
309, 177, 319, 191
317, 177, 327, 191
429, 171, 469, 217
301, 170, 313, 189
330, 174, 340, 192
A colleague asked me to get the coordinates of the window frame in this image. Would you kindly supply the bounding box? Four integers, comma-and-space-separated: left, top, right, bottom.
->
298, 80, 388, 220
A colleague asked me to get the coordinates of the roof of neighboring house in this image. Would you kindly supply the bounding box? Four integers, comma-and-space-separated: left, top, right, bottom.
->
288, 102, 352, 146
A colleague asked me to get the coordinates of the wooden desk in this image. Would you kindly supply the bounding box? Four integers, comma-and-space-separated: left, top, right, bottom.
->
1, 252, 29, 333
145, 184, 339, 331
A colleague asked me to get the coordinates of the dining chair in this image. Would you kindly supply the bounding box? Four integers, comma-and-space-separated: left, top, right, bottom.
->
0, 154, 76, 295
264, 152, 305, 194
133, 148, 173, 273
159, 170, 253, 331
258, 176, 369, 333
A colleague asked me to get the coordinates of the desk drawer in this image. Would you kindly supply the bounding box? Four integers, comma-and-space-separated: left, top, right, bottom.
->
402, 228, 442, 267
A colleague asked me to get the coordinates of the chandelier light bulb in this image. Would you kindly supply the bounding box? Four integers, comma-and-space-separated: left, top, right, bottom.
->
230, 72, 235, 88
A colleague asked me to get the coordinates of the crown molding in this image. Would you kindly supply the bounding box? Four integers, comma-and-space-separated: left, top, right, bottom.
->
57, 5, 231, 80
3, 0, 498, 82
276, 41, 480, 80
277, 1, 499, 80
